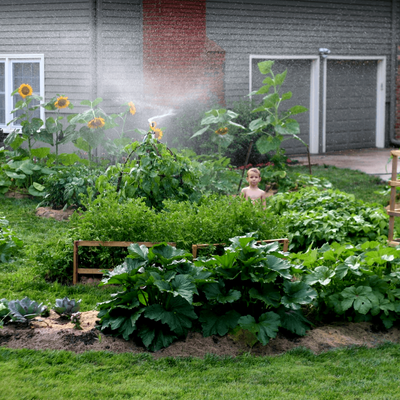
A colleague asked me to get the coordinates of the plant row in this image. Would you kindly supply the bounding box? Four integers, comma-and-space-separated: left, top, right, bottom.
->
97, 235, 400, 351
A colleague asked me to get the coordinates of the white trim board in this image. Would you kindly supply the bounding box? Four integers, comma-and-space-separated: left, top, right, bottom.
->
249, 55, 320, 154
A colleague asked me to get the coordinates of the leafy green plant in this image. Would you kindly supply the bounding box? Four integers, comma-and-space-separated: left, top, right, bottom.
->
97, 133, 201, 209
8, 297, 46, 324
97, 243, 209, 351
249, 60, 308, 157
53, 297, 81, 317
0, 215, 23, 262
191, 108, 245, 156
38, 165, 103, 210
268, 187, 388, 251
198, 235, 315, 345
0, 298, 10, 328
290, 241, 400, 328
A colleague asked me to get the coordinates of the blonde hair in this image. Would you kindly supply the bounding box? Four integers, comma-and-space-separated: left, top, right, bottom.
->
246, 167, 261, 177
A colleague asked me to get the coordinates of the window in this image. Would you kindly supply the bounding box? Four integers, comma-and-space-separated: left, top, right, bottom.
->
0, 55, 44, 131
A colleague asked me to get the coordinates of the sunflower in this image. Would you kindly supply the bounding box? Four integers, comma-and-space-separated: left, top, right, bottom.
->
215, 127, 228, 135
128, 102, 136, 115
54, 96, 70, 109
150, 121, 157, 130
18, 84, 33, 98
87, 117, 105, 129
153, 128, 163, 140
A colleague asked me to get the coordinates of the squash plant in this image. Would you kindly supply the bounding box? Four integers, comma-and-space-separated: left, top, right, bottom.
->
290, 241, 400, 328
97, 243, 213, 352
198, 234, 316, 344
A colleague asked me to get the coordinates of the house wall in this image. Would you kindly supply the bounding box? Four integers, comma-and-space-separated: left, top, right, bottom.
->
0, 0, 94, 108
206, 0, 397, 153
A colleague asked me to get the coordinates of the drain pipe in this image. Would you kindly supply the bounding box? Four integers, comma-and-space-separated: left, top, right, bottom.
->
389, 0, 400, 146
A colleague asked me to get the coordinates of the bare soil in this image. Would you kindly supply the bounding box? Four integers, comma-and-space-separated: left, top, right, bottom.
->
1, 310, 400, 359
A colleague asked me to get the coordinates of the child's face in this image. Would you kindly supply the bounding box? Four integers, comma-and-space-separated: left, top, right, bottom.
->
246, 172, 261, 187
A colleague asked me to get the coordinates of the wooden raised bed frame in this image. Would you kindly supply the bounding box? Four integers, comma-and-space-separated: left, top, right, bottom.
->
387, 150, 400, 247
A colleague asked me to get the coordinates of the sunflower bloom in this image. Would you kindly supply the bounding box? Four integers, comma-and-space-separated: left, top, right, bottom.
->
154, 128, 163, 140
128, 102, 136, 115
215, 127, 228, 135
87, 117, 105, 129
150, 121, 157, 130
18, 84, 33, 98
55, 96, 70, 109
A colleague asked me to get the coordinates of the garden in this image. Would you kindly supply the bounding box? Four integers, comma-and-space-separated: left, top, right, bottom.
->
1, 60, 400, 399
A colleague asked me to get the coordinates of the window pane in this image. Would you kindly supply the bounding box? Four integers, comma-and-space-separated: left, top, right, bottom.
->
13, 62, 40, 119
0, 63, 4, 124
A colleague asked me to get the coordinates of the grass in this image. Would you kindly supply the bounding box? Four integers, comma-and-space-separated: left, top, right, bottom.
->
0, 197, 117, 310
287, 164, 389, 205
1, 344, 400, 399
0, 168, 398, 398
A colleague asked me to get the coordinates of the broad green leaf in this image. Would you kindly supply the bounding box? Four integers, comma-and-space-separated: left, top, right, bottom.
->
275, 121, 300, 136
249, 285, 280, 308
155, 274, 197, 304
253, 85, 271, 95
127, 243, 149, 261
340, 286, 377, 314
281, 281, 317, 310
120, 310, 143, 340
304, 266, 335, 285
288, 105, 308, 115
277, 307, 312, 336
74, 137, 90, 151
258, 60, 274, 75
4, 171, 26, 180
262, 93, 280, 108
58, 153, 82, 166
249, 118, 269, 132
202, 283, 241, 304
213, 251, 238, 269
281, 91, 292, 101
256, 135, 281, 154
144, 296, 196, 336
151, 244, 193, 265
274, 70, 287, 85
266, 255, 292, 279
238, 312, 281, 345
199, 309, 241, 337
31, 147, 51, 159
138, 325, 177, 352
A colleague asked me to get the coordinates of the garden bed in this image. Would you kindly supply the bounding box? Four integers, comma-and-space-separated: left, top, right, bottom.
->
1, 310, 400, 359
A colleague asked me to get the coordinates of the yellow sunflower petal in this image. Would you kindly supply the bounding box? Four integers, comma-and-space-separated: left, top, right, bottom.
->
87, 117, 105, 129
154, 128, 163, 140
18, 84, 33, 99
128, 101, 136, 115
54, 96, 70, 109
150, 121, 157, 131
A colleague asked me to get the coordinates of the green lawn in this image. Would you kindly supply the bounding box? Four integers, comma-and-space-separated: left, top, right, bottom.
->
1, 344, 400, 399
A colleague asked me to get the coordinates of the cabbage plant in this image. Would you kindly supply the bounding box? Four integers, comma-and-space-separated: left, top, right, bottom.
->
53, 297, 81, 317
8, 297, 46, 323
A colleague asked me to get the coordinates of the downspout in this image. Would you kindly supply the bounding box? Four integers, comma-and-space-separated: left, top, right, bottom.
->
390, 0, 400, 145
89, 0, 98, 101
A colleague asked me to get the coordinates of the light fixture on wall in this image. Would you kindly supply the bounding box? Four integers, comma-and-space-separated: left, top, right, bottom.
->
319, 48, 331, 58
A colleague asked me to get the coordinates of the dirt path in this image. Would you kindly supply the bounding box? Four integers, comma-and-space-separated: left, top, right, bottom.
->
1, 311, 400, 359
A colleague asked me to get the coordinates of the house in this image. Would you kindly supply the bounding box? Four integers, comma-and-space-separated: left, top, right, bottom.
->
0, 0, 399, 155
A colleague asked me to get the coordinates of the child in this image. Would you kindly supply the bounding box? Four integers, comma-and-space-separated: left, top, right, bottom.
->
241, 168, 267, 203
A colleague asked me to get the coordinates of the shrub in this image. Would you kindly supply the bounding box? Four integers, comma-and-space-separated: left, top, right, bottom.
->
35, 193, 286, 283
39, 165, 103, 210
268, 187, 389, 251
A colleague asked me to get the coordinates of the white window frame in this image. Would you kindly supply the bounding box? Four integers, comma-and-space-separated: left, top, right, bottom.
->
0, 54, 45, 132
249, 55, 320, 154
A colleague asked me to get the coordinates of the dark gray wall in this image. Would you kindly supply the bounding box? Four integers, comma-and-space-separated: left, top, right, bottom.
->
206, 0, 398, 153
